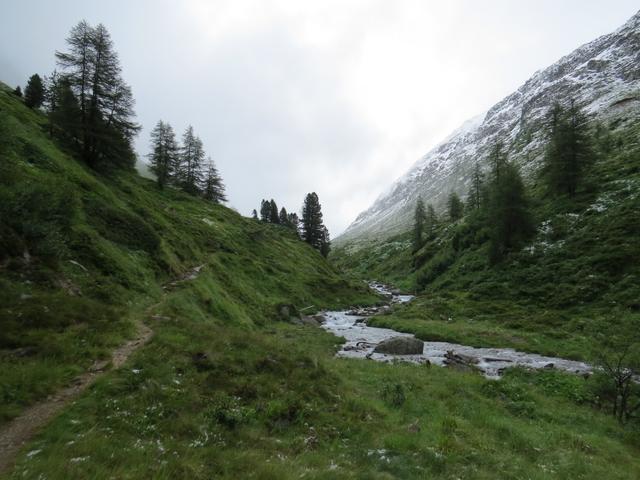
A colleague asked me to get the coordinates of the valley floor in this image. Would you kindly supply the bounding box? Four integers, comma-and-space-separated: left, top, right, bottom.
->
3, 274, 640, 479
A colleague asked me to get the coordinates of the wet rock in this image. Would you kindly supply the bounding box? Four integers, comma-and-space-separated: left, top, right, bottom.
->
276, 303, 299, 321
444, 351, 481, 373
297, 314, 325, 327
374, 336, 424, 355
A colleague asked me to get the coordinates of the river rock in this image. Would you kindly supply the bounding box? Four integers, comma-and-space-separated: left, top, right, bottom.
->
374, 336, 424, 355
298, 314, 325, 326
444, 350, 481, 373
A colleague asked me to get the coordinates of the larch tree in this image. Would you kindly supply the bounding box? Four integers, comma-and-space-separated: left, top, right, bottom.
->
489, 141, 507, 183
467, 162, 485, 211
543, 101, 594, 197
279, 207, 289, 225
47, 76, 81, 146
147, 120, 179, 189
447, 192, 464, 221
56, 21, 139, 169
260, 200, 271, 222
177, 126, 205, 194
425, 203, 438, 240
269, 200, 280, 224
413, 196, 426, 252
24, 74, 45, 109
202, 157, 227, 203
487, 159, 534, 263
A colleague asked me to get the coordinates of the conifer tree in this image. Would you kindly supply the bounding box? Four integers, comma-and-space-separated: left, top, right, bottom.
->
13, 86, 22, 97
147, 120, 179, 189
319, 226, 331, 258
177, 126, 205, 194
425, 203, 438, 239
301, 192, 325, 250
543, 101, 594, 197
467, 162, 485, 211
413, 197, 426, 252
260, 200, 270, 222
489, 141, 507, 182
269, 200, 280, 223
279, 207, 289, 225
47, 76, 81, 145
287, 212, 300, 236
24, 74, 45, 109
202, 157, 226, 203
251, 209, 259, 220
56, 21, 139, 168
487, 159, 534, 263
447, 192, 464, 221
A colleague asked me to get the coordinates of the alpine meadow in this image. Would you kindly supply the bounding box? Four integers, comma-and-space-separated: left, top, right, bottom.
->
1, 3, 640, 479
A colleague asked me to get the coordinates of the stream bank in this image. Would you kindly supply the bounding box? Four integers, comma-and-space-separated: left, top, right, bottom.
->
320, 284, 592, 379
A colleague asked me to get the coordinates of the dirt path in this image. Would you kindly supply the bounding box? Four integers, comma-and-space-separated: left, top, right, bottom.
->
0, 264, 204, 475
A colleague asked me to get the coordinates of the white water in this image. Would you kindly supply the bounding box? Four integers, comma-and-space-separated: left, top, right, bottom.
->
321, 286, 592, 379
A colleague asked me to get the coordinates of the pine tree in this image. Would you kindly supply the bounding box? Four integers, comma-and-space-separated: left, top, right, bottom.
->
413, 197, 426, 252
24, 74, 45, 109
177, 126, 205, 194
269, 200, 280, 224
251, 209, 259, 220
13, 86, 22, 97
56, 21, 139, 168
447, 192, 464, 221
147, 120, 179, 189
301, 192, 325, 250
543, 101, 594, 197
260, 200, 270, 222
202, 157, 226, 203
279, 207, 289, 225
487, 159, 534, 263
467, 162, 485, 211
319, 226, 331, 258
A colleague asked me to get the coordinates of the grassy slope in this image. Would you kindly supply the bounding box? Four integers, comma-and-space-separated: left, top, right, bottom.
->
334, 116, 640, 361
1, 85, 640, 479
0, 83, 375, 424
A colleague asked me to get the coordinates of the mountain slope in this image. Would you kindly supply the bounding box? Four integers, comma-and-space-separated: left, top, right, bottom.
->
0, 82, 374, 426
2, 82, 640, 479
338, 10, 640, 246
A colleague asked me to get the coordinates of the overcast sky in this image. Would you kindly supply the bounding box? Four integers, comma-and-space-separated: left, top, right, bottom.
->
1, 1, 638, 235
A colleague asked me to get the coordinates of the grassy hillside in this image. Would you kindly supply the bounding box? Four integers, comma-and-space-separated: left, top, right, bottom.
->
0, 82, 376, 425
2, 84, 640, 479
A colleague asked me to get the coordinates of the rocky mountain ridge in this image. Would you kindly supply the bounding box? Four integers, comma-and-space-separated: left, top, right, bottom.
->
337, 10, 640, 246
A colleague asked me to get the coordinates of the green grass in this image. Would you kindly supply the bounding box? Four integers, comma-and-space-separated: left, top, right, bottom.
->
0, 83, 375, 425
6, 291, 640, 479
2, 82, 640, 479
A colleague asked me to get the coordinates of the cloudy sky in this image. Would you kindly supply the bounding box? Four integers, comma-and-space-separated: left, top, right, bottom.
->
1, 1, 638, 235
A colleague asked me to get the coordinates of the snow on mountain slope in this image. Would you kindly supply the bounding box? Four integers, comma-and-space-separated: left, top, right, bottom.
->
337, 10, 640, 246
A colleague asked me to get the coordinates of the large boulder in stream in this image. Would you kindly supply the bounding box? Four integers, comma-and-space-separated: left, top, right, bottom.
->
374, 336, 424, 355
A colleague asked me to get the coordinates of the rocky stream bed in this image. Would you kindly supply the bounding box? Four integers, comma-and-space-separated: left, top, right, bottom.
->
320, 283, 593, 379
